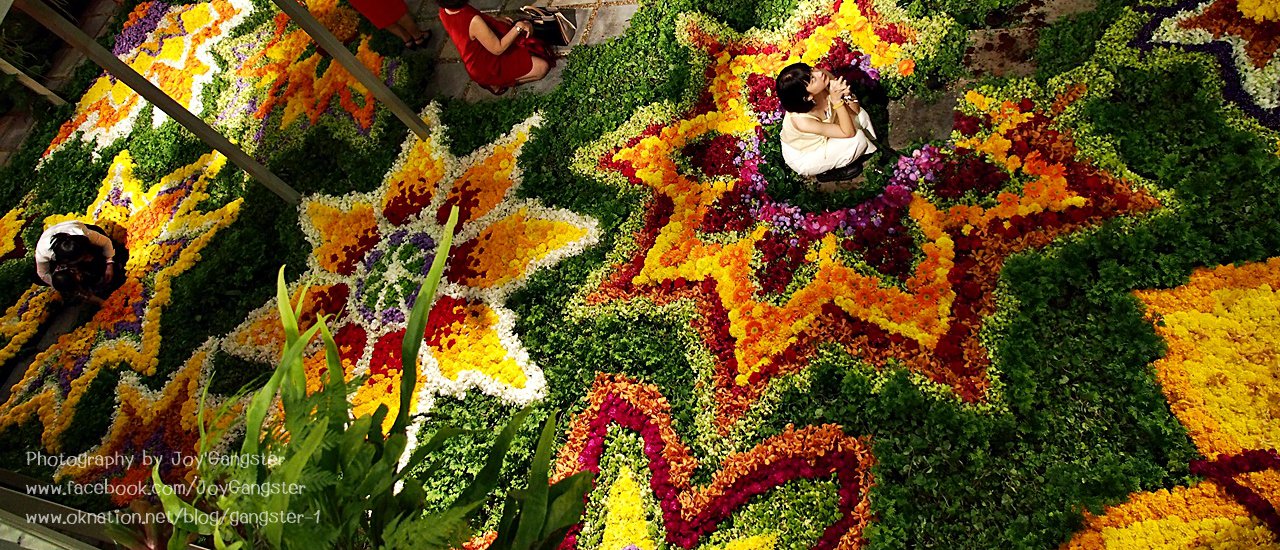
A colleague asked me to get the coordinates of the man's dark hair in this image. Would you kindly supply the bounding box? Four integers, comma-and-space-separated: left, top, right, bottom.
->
51, 268, 83, 299
438, 0, 469, 9
776, 62, 816, 113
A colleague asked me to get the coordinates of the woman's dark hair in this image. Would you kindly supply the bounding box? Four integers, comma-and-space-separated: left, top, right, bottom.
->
776, 63, 816, 113
50, 233, 93, 264
438, 0, 468, 9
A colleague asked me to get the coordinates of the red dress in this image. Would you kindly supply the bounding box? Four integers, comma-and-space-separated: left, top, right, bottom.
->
440, 5, 552, 88
347, 0, 407, 29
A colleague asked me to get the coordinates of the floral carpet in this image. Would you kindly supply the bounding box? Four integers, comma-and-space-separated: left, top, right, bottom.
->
0, 0, 1278, 547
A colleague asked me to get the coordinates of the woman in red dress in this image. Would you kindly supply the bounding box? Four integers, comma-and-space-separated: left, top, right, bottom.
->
438, 0, 554, 95
347, 0, 429, 48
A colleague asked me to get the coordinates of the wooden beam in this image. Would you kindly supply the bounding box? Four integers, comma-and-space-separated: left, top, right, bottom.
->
269, 0, 431, 141
13, 0, 302, 204
0, 56, 67, 106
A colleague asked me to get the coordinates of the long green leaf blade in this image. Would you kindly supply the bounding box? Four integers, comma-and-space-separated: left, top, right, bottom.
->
399, 427, 472, 479
151, 463, 212, 535
242, 322, 321, 456
542, 472, 593, 541
454, 405, 530, 507
394, 205, 458, 435
316, 315, 350, 432
276, 266, 300, 347
513, 411, 559, 549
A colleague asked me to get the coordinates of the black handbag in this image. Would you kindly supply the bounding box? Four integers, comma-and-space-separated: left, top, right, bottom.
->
519, 6, 576, 47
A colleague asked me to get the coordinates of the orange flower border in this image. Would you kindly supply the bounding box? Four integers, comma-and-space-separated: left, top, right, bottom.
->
553, 374, 875, 549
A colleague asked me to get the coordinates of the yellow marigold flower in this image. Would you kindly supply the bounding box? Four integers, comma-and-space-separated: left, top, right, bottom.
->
1239, 0, 1280, 21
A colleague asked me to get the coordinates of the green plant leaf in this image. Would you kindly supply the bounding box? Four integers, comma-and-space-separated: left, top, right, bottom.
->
454, 405, 531, 508
380, 500, 480, 550
151, 462, 213, 535
394, 205, 458, 435
316, 315, 350, 433
513, 411, 559, 549
242, 322, 321, 457
263, 423, 327, 547
492, 493, 521, 549
543, 472, 593, 542
213, 518, 244, 550
276, 266, 300, 347
399, 427, 472, 479
275, 266, 311, 410
167, 532, 187, 550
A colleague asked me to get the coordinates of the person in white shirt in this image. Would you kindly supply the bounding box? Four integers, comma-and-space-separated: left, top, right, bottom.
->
776, 62, 878, 181
34, 220, 118, 304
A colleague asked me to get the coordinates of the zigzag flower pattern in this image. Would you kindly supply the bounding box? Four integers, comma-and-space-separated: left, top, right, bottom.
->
0, 151, 241, 452
1134, 0, 1280, 129
222, 105, 598, 444
595, 465, 778, 550
43, 0, 251, 159
214, 0, 393, 148
59, 341, 240, 502
578, 7, 1162, 432
552, 374, 875, 549
1065, 259, 1280, 548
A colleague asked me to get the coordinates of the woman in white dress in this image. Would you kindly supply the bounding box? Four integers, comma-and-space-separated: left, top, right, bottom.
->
775, 62, 878, 180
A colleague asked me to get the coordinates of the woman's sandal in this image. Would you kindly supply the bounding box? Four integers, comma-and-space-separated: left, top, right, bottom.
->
405, 30, 431, 50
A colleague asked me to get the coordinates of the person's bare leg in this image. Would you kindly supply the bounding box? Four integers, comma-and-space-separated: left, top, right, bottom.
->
397, 14, 425, 40
386, 23, 412, 43
516, 56, 551, 83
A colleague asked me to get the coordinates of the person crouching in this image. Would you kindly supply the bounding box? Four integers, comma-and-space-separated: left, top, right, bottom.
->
775, 62, 878, 181
35, 221, 122, 306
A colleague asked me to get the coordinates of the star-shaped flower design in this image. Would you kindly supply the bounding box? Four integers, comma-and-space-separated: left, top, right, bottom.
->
577, 0, 1162, 433
596, 465, 778, 550
553, 374, 873, 549
223, 105, 598, 436
58, 341, 237, 502
44, 0, 251, 159
0, 151, 242, 451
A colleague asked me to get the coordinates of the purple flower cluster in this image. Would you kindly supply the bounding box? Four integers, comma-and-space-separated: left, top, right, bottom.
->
111, 2, 171, 57
380, 307, 406, 324
407, 232, 435, 253
731, 128, 920, 241
888, 144, 944, 189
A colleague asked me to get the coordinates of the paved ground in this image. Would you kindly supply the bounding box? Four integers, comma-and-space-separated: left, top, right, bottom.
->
886, 0, 1099, 149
